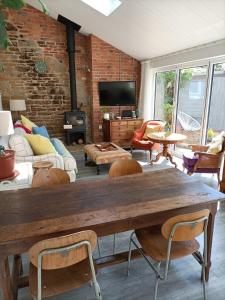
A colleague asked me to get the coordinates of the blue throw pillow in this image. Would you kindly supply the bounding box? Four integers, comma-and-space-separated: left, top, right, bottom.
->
51, 138, 66, 156
32, 126, 50, 139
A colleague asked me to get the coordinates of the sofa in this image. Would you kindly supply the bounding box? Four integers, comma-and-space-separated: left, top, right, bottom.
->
8, 132, 78, 182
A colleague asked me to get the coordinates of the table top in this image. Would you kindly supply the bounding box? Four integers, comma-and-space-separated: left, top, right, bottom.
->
0, 168, 224, 246
32, 161, 53, 169
148, 132, 186, 143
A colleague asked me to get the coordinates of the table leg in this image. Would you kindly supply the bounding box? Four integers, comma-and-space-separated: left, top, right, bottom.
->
150, 152, 162, 165
0, 258, 13, 300
12, 255, 23, 300
205, 204, 217, 281
166, 151, 177, 167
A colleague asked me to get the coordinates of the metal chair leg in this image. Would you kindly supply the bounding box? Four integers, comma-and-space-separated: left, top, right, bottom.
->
127, 231, 135, 276
202, 265, 207, 300
113, 234, 116, 254
153, 261, 161, 300
97, 238, 101, 258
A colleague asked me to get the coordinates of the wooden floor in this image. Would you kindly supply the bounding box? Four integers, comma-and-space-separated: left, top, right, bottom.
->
1, 150, 224, 300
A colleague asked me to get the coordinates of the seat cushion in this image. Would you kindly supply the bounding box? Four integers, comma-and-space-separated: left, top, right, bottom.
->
29, 258, 95, 298
9, 134, 34, 157
25, 134, 57, 155
135, 226, 200, 261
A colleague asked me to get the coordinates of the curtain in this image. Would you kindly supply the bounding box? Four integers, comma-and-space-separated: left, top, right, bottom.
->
138, 61, 155, 121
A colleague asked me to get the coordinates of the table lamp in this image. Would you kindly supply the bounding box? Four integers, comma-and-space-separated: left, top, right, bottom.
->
10, 99, 26, 120
0, 111, 15, 180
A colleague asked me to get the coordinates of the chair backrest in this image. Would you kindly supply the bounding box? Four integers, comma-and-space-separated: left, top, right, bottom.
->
134, 120, 165, 141
28, 230, 97, 270
161, 209, 209, 241
109, 159, 143, 177
32, 168, 70, 188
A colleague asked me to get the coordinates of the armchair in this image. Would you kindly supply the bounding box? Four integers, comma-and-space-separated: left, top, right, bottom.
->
183, 142, 225, 185
131, 120, 165, 160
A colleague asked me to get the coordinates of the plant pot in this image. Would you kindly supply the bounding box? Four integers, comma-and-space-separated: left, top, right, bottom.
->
0, 150, 15, 180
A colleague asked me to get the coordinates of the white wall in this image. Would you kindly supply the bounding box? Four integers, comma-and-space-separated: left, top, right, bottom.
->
148, 39, 225, 69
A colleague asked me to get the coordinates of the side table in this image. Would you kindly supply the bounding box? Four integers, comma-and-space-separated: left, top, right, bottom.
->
148, 132, 186, 167
0, 162, 33, 191
33, 161, 53, 174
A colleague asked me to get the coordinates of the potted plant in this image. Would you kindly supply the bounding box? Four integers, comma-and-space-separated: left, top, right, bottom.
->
0, 145, 15, 180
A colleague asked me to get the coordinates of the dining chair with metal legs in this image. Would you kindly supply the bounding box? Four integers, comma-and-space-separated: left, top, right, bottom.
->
28, 230, 102, 300
109, 159, 143, 254
127, 209, 209, 300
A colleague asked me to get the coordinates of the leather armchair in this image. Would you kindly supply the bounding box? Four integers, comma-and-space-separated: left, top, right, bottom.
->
131, 120, 165, 160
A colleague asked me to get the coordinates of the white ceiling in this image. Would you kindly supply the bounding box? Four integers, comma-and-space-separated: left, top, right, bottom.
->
27, 0, 225, 61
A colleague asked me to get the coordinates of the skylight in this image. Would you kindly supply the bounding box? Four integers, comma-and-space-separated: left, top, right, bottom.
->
81, 0, 122, 16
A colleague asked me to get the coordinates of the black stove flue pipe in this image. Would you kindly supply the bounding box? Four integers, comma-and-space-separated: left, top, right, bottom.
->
58, 15, 81, 111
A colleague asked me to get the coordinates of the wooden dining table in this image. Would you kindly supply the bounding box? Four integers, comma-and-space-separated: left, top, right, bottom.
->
0, 168, 224, 300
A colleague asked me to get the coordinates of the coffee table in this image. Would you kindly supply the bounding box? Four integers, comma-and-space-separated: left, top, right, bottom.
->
148, 132, 186, 167
84, 142, 132, 174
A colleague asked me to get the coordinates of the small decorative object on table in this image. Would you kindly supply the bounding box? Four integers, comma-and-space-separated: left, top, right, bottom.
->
95, 142, 117, 152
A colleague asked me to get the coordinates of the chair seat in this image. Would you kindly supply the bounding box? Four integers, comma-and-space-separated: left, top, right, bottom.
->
135, 226, 200, 261
29, 258, 95, 298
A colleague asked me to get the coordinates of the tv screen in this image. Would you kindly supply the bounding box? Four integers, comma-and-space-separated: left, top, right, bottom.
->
98, 81, 136, 106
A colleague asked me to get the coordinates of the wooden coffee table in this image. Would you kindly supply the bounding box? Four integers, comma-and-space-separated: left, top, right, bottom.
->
148, 132, 186, 167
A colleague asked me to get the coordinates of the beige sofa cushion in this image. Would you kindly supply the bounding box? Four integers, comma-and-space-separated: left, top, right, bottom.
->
9, 134, 34, 157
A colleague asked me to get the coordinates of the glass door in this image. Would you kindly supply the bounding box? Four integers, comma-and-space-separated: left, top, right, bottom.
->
154, 70, 176, 129
206, 62, 225, 142
175, 66, 208, 148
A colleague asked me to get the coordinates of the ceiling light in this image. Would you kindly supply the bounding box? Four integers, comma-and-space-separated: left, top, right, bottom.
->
81, 0, 122, 16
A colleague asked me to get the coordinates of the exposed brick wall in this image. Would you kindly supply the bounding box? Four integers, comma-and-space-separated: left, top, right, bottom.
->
0, 6, 92, 140
0, 6, 141, 143
89, 35, 141, 142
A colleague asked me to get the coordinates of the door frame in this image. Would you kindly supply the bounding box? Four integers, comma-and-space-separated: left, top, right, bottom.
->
153, 55, 225, 145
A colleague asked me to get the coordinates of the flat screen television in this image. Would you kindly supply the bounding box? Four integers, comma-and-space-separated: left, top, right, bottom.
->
98, 81, 136, 106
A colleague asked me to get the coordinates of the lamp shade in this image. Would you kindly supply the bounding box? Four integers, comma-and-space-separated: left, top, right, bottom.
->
0, 111, 14, 136
10, 99, 26, 111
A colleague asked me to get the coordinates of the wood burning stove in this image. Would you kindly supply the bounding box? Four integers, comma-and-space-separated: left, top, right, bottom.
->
64, 111, 86, 145
58, 15, 86, 145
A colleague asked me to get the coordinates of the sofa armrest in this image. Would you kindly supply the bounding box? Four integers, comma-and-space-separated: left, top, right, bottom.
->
15, 153, 64, 169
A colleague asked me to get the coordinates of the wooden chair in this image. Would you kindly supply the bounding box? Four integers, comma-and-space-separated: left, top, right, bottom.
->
109, 158, 143, 177
108, 159, 143, 254
12, 169, 70, 299
28, 230, 102, 300
127, 209, 209, 300
131, 120, 165, 160
32, 168, 70, 188
183, 141, 225, 185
